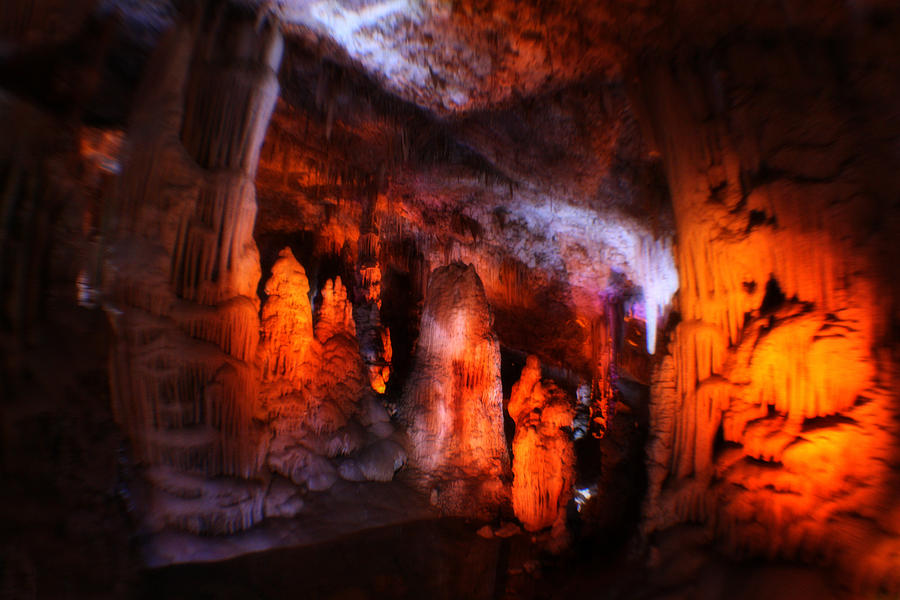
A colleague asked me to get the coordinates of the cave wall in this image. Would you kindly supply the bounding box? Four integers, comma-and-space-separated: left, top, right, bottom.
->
102, 7, 284, 532
0, 7, 140, 594
633, 29, 900, 588
100, 7, 419, 537
254, 41, 679, 383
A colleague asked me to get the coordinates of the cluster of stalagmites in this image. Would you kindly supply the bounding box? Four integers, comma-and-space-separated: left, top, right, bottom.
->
260, 248, 405, 495
103, 22, 527, 534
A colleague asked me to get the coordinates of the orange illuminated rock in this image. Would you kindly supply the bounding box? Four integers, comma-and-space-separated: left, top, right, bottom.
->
400, 263, 510, 515
315, 276, 356, 343
258, 258, 402, 493
510, 356, 575, 534
259, 247, 314, 384
354, 229, 392, 393
635, 55, 894, 588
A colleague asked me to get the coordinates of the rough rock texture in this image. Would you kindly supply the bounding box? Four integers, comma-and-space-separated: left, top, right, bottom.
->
353, 227, 393, 393
259, 247, 314, 385
101, 8, 284, 532
104, 9, 282, 478
635, 35, 900, 591
400, 262, 509, 515
258, 246, 404, 495
255, 39, 678, 378
509, 356, 575, 537
4, 0, 900, 593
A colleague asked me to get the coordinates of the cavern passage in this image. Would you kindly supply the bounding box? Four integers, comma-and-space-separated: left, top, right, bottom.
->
2, 0, 900, 598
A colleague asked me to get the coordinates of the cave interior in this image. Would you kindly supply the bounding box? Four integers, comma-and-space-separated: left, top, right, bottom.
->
2, 0, 900, 598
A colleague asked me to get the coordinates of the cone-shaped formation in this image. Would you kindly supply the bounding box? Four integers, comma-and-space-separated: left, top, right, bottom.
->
315, 276, 356, 343
589, 302, 624, 436
401, 262, 510, 515
259, 247, 314, 384
510, 356, 575, 534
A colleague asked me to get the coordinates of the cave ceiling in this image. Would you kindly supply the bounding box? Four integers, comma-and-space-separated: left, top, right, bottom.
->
8, 0, 893, 371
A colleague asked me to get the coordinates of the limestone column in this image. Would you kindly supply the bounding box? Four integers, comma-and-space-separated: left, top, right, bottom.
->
104, 5, 282, 533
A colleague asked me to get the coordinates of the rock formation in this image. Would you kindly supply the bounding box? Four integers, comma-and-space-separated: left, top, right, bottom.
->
509, 356, 575, 537
103, 7, 282, 532
259, 247, 314, 386
5, 0, 900, 594
400, 262, 509, 515
354, 227, 393, 394
259, 247, 405, 494
634, 48, 900, 587
98, 7, 409, 531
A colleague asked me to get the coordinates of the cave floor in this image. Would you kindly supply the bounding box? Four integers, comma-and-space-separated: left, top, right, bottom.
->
139, 477, 437, 567
137, 520, 852, 600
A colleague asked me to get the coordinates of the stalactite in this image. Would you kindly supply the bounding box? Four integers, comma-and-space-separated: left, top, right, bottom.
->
181, 11, 282, 175
672, 320, 728, 405
170, 176, 261, 306
175, 296, 261, 363
632, 234, 679, 353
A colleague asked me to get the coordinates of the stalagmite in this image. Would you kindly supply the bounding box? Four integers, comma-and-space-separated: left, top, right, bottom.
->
400, 262, 510, 515
258, 247, 314, 383
314, 276, 356, 343
589, 301, 624, 437
509, 356, 575, 534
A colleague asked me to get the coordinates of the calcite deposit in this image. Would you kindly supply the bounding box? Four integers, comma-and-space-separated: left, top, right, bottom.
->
3, 0, 900, 596
400, 263, 510, 515
509, 356, 575, 536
